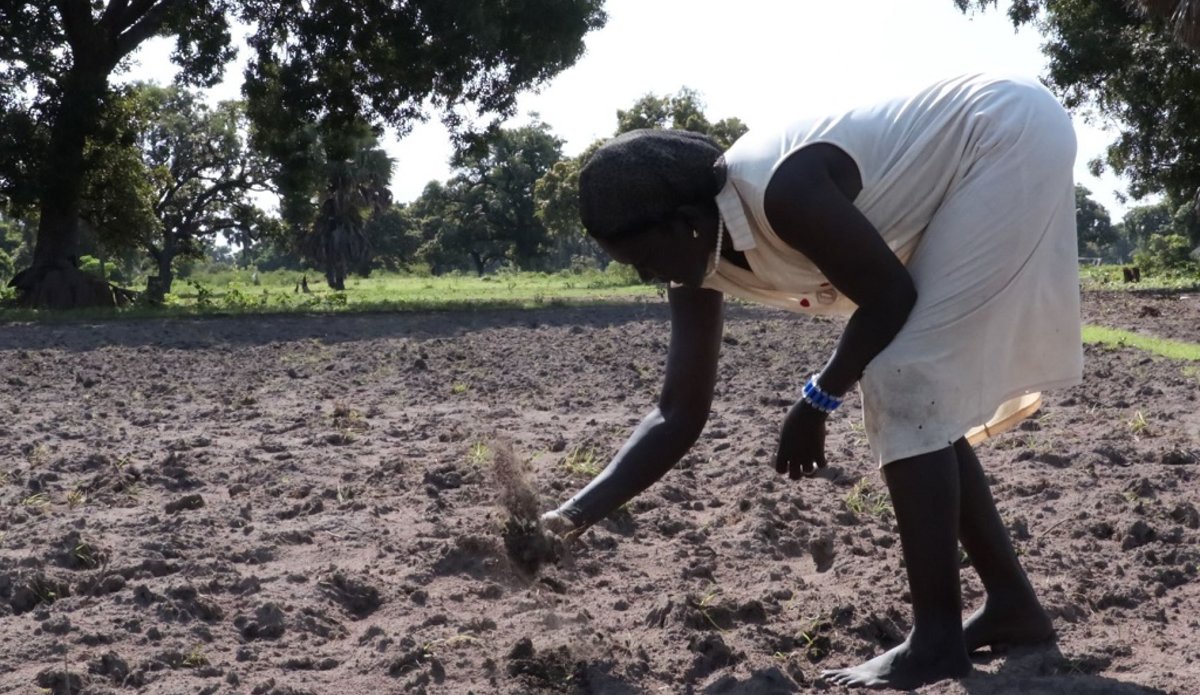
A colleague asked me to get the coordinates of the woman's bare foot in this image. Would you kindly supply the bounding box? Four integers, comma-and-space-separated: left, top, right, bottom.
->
963, 599, 1055, 653
822, 636, 972, 690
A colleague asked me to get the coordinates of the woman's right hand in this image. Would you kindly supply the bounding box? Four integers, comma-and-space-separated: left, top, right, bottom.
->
774, 399, 829, 479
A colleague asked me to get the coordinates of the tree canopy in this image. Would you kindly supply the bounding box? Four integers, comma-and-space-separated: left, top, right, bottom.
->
0, 0, 607, 306
954, 1, 1200, 205
408, 122, 564, 275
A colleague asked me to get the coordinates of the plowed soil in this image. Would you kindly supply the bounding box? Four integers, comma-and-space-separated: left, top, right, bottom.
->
1, 289, 1198, 694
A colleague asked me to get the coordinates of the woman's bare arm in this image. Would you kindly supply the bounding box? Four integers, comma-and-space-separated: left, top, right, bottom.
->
554, 285, 724, 529
764, 143, 917, 398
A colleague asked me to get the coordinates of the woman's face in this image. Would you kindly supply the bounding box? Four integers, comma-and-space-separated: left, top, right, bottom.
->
597, 211, 716, 288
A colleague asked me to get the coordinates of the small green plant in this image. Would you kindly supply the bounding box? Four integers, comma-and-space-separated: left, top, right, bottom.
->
66, 488, 88, 509
1127, 411, 1152, 438
796, 616, 833, 661
73, 541, 103, 569
561, 446, 603, 477
182, 644, 209, 668
843, 478, 892, 517
847, 420, 869, 448
695, 586, 727, 632
467, 442, 490, 466
450, 381, 470, 395
22, 492, 51, 511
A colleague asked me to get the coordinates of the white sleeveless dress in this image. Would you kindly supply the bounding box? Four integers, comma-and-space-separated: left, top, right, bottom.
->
705, 73, 1084, 465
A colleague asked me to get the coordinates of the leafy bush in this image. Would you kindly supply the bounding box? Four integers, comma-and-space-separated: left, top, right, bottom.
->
604, 260, 641, 286
1133, 234, 1200, 275
76, 255, 127, 283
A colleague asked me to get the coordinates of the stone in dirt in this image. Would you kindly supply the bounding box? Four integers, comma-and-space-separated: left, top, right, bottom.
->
809, 532, 836, 572
318, 571, 382, 618
164, 493, 205, 514
35, 668, 85, 695
237, 602, 287, 641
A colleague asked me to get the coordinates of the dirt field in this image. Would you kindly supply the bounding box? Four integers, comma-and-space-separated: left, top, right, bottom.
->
1, 288, 1198, 695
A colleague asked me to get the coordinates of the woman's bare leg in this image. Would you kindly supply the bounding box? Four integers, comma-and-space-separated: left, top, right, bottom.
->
823, 445, 972, 689
954, 438, 1054, 652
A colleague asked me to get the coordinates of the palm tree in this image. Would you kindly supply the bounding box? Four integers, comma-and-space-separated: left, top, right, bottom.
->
1136, 0, 1200, 47
304, 132, 393, 291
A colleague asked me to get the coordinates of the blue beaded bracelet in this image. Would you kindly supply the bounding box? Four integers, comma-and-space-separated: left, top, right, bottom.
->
802, 374, 842, 414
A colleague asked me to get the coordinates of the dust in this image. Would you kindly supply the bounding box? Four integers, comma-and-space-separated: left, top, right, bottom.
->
491, 439, 560, 577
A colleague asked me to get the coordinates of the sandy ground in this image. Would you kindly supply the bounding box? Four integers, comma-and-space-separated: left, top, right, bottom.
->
1, 289, 1198, 694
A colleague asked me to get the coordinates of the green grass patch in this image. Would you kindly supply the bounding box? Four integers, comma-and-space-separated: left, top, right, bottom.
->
1080, 264, 1200, 291
1082, 324, 1200, 361
0, 267, 658, 323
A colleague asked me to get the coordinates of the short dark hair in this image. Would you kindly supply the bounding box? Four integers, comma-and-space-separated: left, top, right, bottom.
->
578, 129, 722, 240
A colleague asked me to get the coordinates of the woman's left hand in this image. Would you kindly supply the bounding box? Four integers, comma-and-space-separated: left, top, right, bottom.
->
775, 400, 828, 479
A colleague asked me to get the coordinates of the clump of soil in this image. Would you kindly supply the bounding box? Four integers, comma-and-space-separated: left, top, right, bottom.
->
491, 440, 560, 576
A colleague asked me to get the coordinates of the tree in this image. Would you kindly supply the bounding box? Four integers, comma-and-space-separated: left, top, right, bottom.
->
1075, 185, 1121, 261
77, 84, 164, 285
952, 1, 1200, 206
0, 212, 34, 273
117, 86, 274, 303
1, 0, 234, 307
457, 122, 565, 273
299, 128, 393, 290
364, 205, 422, 272
2, 0, 606, 307
616, 88, 748, 148
534, 141, 607, 269
409, 181, 471, 275
1119, 201, 1174, 252
412, 122, 564, 275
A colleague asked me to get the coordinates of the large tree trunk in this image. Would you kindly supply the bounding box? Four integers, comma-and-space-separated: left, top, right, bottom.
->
325, 264, 346, 291
9, 64, 115, 308
144, 237, 177, 305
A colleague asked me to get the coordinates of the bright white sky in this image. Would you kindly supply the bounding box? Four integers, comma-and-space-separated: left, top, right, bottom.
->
124, 0, 1132, 217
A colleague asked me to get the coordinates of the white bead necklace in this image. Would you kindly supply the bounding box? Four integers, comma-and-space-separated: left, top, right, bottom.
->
706, 216, 725, 279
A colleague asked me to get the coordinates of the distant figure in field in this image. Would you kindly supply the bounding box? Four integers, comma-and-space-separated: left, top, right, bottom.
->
541, 74, 1083, 690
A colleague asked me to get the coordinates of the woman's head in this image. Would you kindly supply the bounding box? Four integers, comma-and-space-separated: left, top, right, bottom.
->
579, 129, 723, 286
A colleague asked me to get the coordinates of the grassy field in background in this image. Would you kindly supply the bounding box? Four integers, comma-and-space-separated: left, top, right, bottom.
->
173, 266, 660, 311
1079, 264, 1200, 291
0, 266, 660, 322
1, 264, 1197, 325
